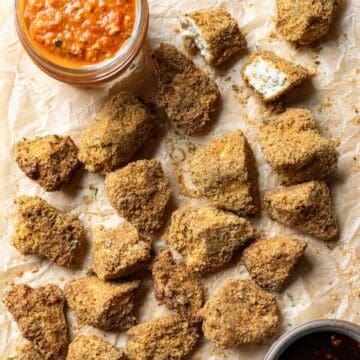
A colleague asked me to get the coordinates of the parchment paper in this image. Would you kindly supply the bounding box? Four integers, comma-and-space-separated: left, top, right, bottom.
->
0, 0, 359, 358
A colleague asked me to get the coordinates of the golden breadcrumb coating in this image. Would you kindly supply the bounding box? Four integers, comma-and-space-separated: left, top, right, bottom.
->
126, 315, 199, 360
189, 130, 259, 216
264, 181, 338, 241
65, 276, 140, 331
181, 8, 247, 65
200, 279, 279, 348
259, 108, 338, 185
67, 335, 127, 360
15, 135, 80, 192
3, 284, 68, 360
105, 160, 171, 234
152, 43, 219, 135
243, 236, 307, 291
5, 343, 43, 360
276, 0, 338, 45
92, 223, 151, 280
241, 51, 309, 102
166, 206, 254, 274
12, 196, 84, 267
152, 249, 203, 322
78, 91, 154, 174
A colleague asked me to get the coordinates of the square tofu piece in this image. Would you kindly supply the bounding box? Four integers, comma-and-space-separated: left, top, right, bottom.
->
241, 51, 309, 102
180, 8, 247, 66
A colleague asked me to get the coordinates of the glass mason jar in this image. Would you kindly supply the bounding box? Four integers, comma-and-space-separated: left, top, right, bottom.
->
15, 0, 149, 87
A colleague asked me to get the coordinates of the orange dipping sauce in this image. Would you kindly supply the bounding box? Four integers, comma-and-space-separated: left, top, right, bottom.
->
22, 0, 136, 66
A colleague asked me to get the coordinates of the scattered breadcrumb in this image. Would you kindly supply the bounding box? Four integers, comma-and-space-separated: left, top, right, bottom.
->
15, 135, 80, 192
264, 180, 338, 241
152, 43, 219, 135
200, 279, 279, 348
127, 315, 199, 360
3, 284, 68, 360
152, 249, 203, 321
12, 196, 84, 267
65, 276, 140, 331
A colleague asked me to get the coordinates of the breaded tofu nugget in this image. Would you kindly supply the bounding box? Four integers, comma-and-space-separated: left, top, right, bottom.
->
67, 335, 127, 360
166, 206, 254, 274
180, 8, 247, 66
105, 160, 171, 234
3, 284, 68, 360
200, 279, 279, 348
15, 135, 80, 192
6, 343, 43, 360
276, 0, 338, 45
152, 43, 219, 135
241, 51, 309, 102
152, 249, 203, 321
78, 91, 154, 174
127, 315, 199, 360
264, 181, 338, 241
259, 108, 338, 185
189, 130, 259, 216
92, 223, 151, 280
243, 236, 307, 291
65, 276, 139, 331
12, 196, 84, 267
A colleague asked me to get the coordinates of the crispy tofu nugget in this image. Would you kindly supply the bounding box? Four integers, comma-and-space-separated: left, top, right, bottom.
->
78, 91, 154, 174
65, 276, 139, 331
241, 51, 309, 102
200, 279, 279, 348
152, 43, 219, 135
67, 335, 127, 360
264, 181, 338, 241
3, 284, 68, 360
259, 108, 338, 185
189, 130, 259, 216
92, 223, 151, 280
276, 0, 338, 45
166, 207, 254, 274
105, 160, 171, 234
127, 315, 199, 360
12, 196, 84, 267
152, 249, 203, 321
6, 343, 43, 360
180, 8, 247, 66
243, 236, 307, 291
15, 135, 80, 192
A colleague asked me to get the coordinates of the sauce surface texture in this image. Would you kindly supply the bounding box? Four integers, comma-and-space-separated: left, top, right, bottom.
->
23, 0, 136, 65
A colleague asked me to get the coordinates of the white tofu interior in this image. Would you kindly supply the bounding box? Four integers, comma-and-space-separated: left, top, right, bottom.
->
243, 56, 290, 101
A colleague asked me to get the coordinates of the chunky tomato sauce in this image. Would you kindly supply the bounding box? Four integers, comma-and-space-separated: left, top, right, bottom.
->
23, 0, 136, 66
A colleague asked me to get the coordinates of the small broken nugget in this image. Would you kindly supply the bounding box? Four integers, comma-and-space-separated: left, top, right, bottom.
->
13, 196, 84, 267
180, 8, 247, 66
3, 284, 68, 360
241, 51, 309, 102
67, 335, 127, 360
166, 206, 254, 274
200, 279, 279, 348
189, 130, 259, 216
264, 181, 338, 241
243, 236, 307, 291
259, 108, 338, 185
78, 91, 154, 174
5, 343, 43, 360
65, 276, 139, 331
276, 0, 338, 45
152, 43, 219, 135
152, 249, 203, 321
92, 223, 151, 280
127, 315, 199, 360
15, 135, 80, 191
105, 160, 171, 234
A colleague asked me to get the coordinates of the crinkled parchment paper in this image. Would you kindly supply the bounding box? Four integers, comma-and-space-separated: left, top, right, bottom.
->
0, 0, 359, 358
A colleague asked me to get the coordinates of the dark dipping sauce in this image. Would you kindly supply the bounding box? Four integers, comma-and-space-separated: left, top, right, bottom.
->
279, 331, 360, 360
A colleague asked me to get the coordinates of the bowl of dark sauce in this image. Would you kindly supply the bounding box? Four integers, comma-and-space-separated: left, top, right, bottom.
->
265, 320, 360, 360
